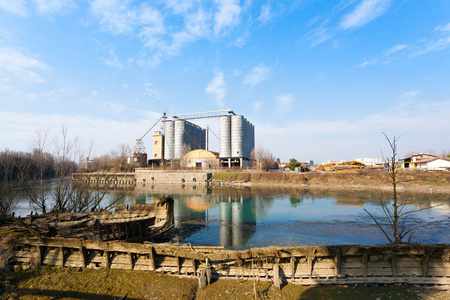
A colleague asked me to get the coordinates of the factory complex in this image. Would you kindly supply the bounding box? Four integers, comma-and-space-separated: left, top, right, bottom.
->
134, 110, 255, 169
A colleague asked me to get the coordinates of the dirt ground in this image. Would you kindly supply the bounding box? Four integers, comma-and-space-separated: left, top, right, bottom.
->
1, 267, 449, 300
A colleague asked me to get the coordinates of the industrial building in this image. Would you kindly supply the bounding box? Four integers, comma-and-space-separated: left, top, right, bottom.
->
139, 109, 255, 168
162, 119, 206, 160
219, 115, 255, 168
144, 110, 255, 168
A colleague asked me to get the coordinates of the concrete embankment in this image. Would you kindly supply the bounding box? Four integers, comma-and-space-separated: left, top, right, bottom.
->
72, 171, 213, 186
11, 237, 450, 288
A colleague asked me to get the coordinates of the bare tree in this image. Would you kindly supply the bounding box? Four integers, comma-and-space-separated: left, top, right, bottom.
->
27, 129, 53, 214
251, 144, 275, 171
111, 144, 132, 172
0, 150, 28, 215
364, 133, 442, 244
51, 125, 79, 212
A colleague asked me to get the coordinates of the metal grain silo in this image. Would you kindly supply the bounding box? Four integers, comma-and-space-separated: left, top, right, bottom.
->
163, 120, 174, 160
174, 119, 185, 159
231, 115, 243, 158
219, 116, 231, 158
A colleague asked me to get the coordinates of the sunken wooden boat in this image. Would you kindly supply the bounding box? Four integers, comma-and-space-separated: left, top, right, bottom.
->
20, 196, 174, 243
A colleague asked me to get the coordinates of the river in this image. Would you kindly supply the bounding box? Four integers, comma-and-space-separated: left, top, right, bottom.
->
112, 185, 450, 249
13, 184, 449, 249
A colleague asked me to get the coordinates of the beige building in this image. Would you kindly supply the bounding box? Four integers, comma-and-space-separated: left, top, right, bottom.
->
150, 131, 164, 167
183, 149, 219, 169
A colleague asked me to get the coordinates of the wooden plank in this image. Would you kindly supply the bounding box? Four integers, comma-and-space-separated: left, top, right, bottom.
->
149, 246, 155, 271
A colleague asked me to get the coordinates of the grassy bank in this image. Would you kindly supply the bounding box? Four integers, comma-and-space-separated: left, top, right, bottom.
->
1, 266, 448, 300
212, 170, 450, 192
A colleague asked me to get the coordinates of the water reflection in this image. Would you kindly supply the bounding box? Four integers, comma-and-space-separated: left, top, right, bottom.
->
14, 184, 450, 249
123, 185, 450, 249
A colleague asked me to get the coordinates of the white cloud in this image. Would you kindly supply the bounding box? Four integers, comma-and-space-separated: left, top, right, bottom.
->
401, 90, 419, 98
0, 47, 48, 83
105, 49, 123, 68
255, 100, 450, 162
340, 0, 391, 30
244, 64, 270, 86
90, 0, 165, 35
275, 94, 294, 115
205, 70, 226, 108
303, 22, 333, 47
258, 4, 272, 23
411, 36, 450, 57
234, 31, 249, 47
33, 0, 77, 14
435, 23, 450, 32
385, 44, 408, 56
214, 0, 241, 36
359, 59, 377, 67
0, 0, 27, 15
107, 102, 126, 115
0, 110, 161, 156
164, 0, 196, 15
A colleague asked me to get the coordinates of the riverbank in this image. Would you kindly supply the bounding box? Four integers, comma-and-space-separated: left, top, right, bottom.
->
212, 170, 450, 194
2, 267, 449, 300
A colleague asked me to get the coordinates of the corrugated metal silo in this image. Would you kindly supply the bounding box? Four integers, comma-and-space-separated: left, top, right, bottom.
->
174, 119, 185, 159
163, 120, 174, 160
219, 116, 231, 158
231, 115, 243, 158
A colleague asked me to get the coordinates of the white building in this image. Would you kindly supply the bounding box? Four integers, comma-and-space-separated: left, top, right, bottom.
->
355, 158, 384, 166
414, 157, 450, 171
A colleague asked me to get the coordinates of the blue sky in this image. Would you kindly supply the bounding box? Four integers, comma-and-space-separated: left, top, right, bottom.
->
1, 0, 449, 163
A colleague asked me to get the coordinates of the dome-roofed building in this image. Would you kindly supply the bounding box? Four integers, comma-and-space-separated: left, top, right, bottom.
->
183, 149, 219, 169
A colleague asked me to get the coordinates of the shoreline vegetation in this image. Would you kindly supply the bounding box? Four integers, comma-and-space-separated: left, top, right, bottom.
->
211, 170, 450, 194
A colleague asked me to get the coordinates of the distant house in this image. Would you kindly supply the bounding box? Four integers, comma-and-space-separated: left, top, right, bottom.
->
400, 154, 450, 171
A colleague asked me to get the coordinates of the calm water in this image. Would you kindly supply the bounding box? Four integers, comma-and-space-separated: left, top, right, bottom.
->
14, 184, 450, 249
120, 185, 450, 250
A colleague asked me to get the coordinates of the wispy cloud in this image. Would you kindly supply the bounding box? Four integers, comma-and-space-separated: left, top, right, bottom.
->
275, 94, 294, 115
411, 36, 450, 57
385, 44, 408, 55
340, 0, 391, 30
105, 49, 123, 68
435, 23, 450, 32
258, 4, 272, 23
0, 0, 76, 15
244, 64, 270, 86
0, 0, 27, 16
359, 59, 377, 67
90, 0, 165, 35
359, 22, 450, 66
255, 99, 450, 162
205, 70, 226, 108
0, 47, 48, 83
214, 0, 241, 36
33, 0, 77, 14
401, 90, 419, 98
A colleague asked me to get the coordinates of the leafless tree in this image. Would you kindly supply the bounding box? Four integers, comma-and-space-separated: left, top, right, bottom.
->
251, 144, 276, 171
0, 150, 28, 215
27, 129, 53, 214
111, 144, 132, 172
364, 133, 442, 244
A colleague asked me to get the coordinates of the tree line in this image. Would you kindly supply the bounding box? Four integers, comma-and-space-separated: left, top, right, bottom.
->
0, 128, 132, 216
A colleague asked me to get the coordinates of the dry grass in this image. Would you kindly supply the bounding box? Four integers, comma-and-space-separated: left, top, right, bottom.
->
2, 267, 449, 300
213, 171, 450, 191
